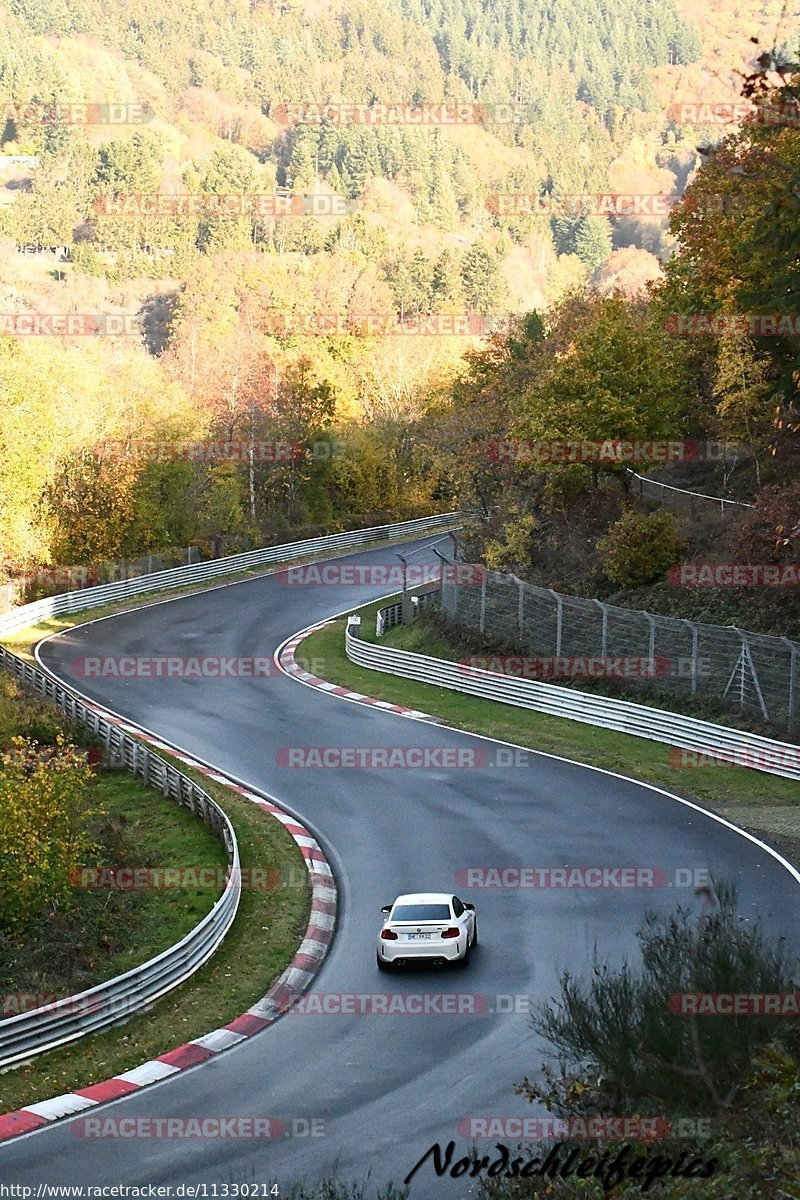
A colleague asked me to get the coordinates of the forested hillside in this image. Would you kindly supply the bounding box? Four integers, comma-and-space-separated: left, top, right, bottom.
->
0, 0, 795, 591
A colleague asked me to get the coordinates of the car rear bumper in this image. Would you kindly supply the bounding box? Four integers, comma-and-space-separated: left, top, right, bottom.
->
378, 937, 466, 964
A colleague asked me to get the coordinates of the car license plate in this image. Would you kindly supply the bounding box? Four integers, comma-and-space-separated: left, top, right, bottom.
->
406, 933, 431, 941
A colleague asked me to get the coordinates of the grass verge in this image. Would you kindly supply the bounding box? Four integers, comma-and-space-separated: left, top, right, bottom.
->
297, 596, 800, 865
2, 766, 228, 998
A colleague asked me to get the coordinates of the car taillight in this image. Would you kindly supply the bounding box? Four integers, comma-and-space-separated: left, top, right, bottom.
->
380, 929, 398, 940
441, 927, 460, 939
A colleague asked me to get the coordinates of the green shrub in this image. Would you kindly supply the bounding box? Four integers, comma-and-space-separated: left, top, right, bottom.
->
598, 508, 685, 587
0, 737, 102, 931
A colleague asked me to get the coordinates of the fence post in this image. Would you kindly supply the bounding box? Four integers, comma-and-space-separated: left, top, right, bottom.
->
548, 589, 563, 656
594, 599, 608, 657
646, 614, 656, 667
479, 571, 487, 635
683, 619, 699, 696
725, 628, 769, 720
782, 637, 797, 731
518, 579, 524, 634
432, 545, 449, 613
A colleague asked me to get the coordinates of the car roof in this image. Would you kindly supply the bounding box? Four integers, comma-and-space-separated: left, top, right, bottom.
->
391, 893, 454, 905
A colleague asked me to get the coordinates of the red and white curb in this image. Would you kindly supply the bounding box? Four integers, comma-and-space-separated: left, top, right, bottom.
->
278, 620, 441, 722
0, 707, 337, 1144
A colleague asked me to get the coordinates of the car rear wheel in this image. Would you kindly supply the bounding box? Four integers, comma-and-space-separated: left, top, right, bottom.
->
471, 919, 478, 947
377, 952, 391, 972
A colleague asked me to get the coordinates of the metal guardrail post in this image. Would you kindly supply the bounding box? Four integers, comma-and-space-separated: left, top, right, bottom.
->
479, 571, 487, 634
783, 637, 797, 731
547, 589, 563, 656
684, 619, 699, 697
594, 599, 608, 657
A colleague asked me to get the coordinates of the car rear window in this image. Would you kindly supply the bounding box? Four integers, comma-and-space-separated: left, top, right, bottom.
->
391, 904, 451, 922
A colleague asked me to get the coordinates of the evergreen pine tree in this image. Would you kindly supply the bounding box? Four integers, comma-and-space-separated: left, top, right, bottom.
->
431, 247, 464, 306
574, 213, 613, 271
429, 162, 460, 230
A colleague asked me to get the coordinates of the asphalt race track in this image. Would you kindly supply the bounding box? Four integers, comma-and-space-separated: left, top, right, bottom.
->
2, 535, 798, 1196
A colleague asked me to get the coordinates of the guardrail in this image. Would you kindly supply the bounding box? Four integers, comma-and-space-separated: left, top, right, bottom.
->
374, 585, 440, 636
0, 647, 240, 1069
625, 469, 753, 515
0, 512, 460, 1067
0, 546, 204, 615
376, 601, 403, 636
348, 614, 800, 782
0, 512, 462, 642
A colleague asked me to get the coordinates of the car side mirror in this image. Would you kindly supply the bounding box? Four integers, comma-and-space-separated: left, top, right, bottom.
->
464, 903, 475, 911
381, 905, 392, 914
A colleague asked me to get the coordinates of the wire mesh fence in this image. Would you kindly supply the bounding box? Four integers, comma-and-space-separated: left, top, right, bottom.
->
625, 469, 753, 516
439, 566, 800, 735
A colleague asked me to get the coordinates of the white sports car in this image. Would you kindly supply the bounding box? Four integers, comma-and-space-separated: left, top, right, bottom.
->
376, 891, 477, 970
